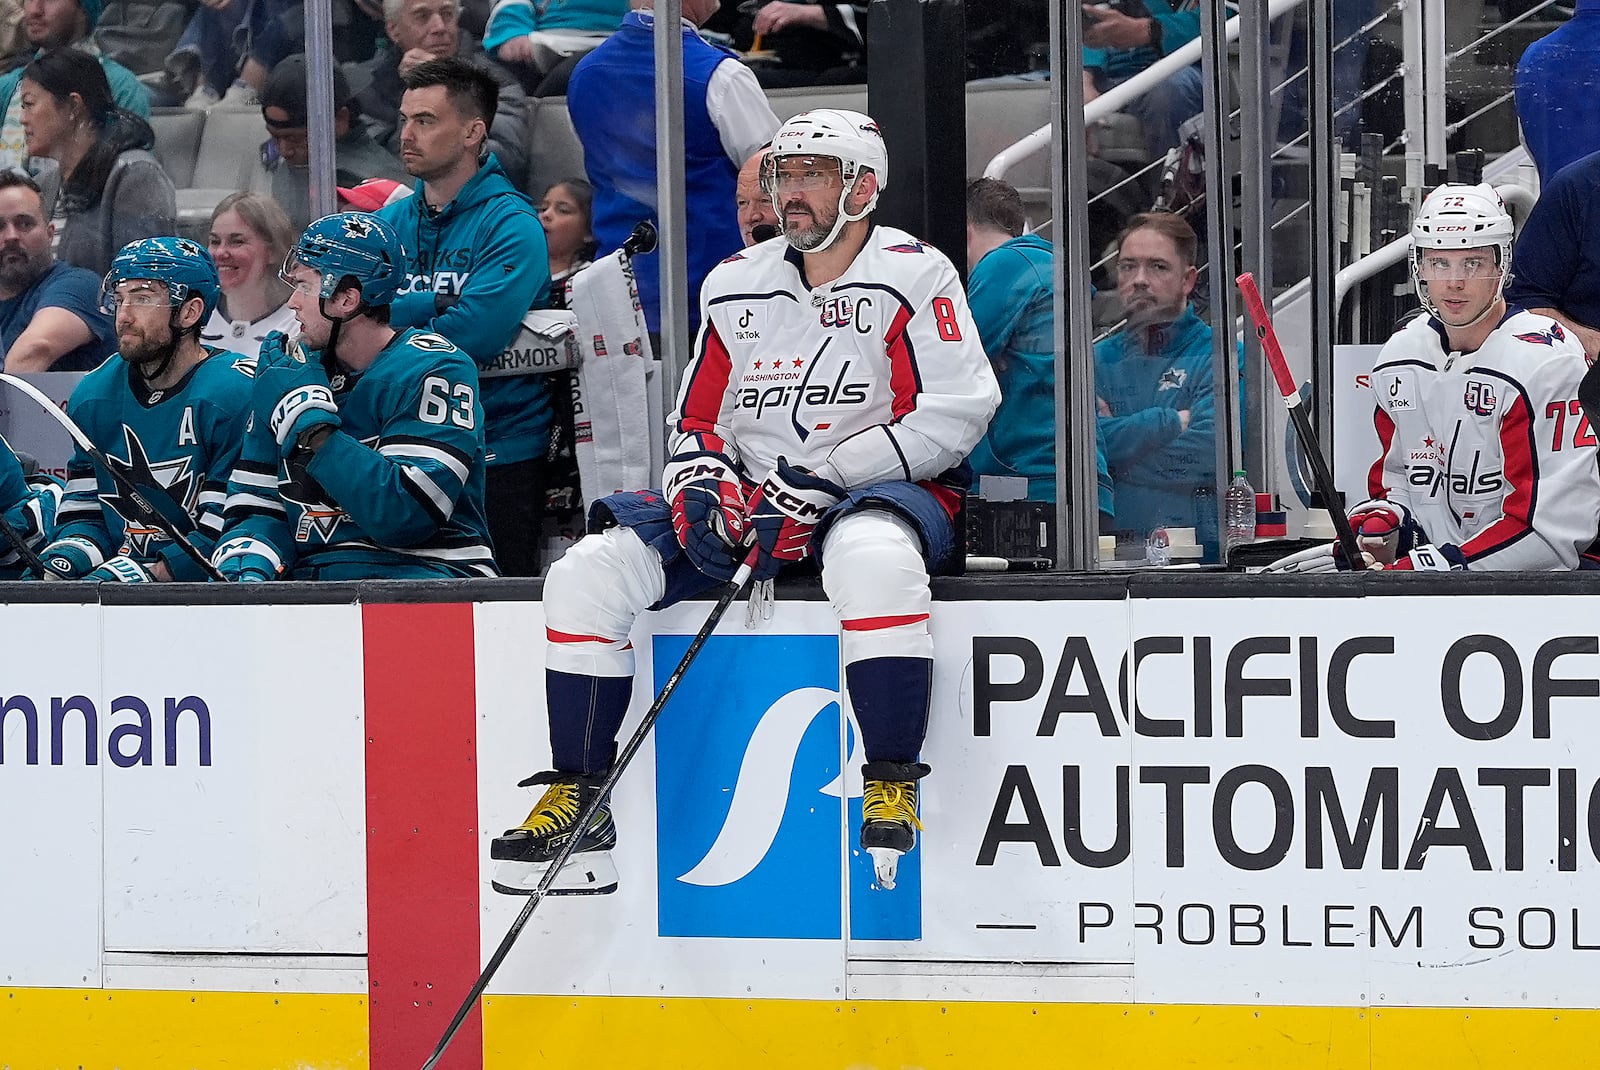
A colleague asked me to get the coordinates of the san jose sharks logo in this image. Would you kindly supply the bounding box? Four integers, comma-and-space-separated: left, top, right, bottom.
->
341, 215, 374, 239
1158, 366, 1188, 391
279, 433, 378, 543
99, 427, 198, 554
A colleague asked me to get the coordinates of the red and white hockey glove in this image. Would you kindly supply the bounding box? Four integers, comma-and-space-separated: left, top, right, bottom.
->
663, 437, 749, 582
745, 457, 845, 581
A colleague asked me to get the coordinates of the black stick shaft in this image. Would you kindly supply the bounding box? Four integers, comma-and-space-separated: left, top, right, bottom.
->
420, 558, 754, 1070
0, 509, 47, 578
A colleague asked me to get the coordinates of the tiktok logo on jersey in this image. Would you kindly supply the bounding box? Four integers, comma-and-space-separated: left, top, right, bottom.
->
654, 632, 919, 941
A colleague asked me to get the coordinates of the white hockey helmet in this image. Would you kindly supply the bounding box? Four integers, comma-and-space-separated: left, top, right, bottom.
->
1409, 182, 1514, 325
762, 108, 887, 252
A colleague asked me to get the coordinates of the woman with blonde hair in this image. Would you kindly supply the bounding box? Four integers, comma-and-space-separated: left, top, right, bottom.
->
201, 191, 299, 358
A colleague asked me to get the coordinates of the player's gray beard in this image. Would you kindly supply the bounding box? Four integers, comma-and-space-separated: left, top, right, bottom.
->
784, 211, 834, 252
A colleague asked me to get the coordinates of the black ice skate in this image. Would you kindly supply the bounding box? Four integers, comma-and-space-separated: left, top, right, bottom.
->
490, 771, 619, 896
859, 761, 930, 891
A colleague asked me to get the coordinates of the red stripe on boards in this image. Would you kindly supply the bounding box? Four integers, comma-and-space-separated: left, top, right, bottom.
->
364, 603, 483, 1070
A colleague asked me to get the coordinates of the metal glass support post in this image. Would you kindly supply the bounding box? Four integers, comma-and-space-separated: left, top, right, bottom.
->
303, 0, 337, 220
1401, 0, 1426, 191
1309, 0, 1337, 462
1049, 0, 1096, 570
1198, 0, 1238, 547
1238, 0, 1272, 484
1424, 0, 1447, 170
655, 0, 690, 408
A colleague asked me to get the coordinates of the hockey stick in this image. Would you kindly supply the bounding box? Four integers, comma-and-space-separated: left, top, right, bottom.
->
420, 551, 758, 1070
0, 373, 227, 582
1234, 273, 1366, 569
0, 509, 48, 578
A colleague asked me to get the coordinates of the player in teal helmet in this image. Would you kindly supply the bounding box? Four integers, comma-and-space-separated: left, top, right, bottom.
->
39, 236, 255, 582
212, 213, 496, 580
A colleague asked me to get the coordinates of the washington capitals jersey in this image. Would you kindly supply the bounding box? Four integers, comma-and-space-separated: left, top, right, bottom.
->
55, 350, 255, 580
674, 226, 1000, 489
220, 328, 496, 579
1367, 308, 1600, 569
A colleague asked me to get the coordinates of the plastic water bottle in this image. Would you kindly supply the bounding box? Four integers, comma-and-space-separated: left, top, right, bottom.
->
1224, 470, 1257, 552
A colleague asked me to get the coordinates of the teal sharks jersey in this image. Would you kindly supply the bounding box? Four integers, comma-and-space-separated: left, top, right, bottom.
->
221, 328, 497, 579
54, 350, 255, 581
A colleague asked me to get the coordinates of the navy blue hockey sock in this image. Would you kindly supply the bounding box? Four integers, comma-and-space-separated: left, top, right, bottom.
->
547, 670, 633, 775
845, 657, 933, 764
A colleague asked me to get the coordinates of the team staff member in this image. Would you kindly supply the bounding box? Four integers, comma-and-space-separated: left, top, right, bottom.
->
1269, 184, 1600, 573
488, 110, 999, 897
378, 55, 552, 575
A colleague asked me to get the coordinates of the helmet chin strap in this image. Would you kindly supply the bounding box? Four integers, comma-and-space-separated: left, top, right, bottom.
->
318, 293, 362, 362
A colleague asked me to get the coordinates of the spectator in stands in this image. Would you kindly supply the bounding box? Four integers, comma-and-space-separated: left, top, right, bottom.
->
0, 0, 151, 169
736, 146, 778, 246
1506, 148, 1600, 361
201, 192, 299, 361
1082, 0, 1203, 161
237, 0, 386, 97
743, 0, 867, 88
20, 48, 175, 277
377, 56, 553, 577
0, 169, 115, 371
162, 0, 254, 109
568, 0, 778, 341
540, 177, 597, 298
1515, 0, 1600, 183
1094, 211, 1220, 553
484, 0, 625, 93
256, 53, 412, 231
92, 0, 190, 82
353, 0, 532, 189
0, 0, 30, 73
964, 177, 1113, 519
538, 177, 594, 555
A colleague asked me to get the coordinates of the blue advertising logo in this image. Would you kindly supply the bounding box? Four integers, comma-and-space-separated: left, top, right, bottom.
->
654, 632, 919, 941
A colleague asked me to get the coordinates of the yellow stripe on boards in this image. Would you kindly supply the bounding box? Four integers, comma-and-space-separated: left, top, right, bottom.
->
484, 997, 1600, 1070
2, 989, 368, 1070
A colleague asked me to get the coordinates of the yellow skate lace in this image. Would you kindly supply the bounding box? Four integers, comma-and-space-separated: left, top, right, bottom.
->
515, 781, 580, 834
862, 779, 924, 831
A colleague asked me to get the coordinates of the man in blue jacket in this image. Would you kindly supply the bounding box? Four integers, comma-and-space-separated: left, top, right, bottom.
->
379, 55, 553, 576
1094, 211, 1219, 553
566, 0, 777, 340
964, 177, 1112, 521
1515, 0, 1600, 184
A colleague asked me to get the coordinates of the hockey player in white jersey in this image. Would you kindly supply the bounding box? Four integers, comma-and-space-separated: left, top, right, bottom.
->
1268, 183, 1600, 573
490, 109, 1000, 894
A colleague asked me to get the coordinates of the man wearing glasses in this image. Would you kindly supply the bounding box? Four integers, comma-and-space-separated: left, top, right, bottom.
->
39, 236, 254, 581
489, 110, 999, 897
1267, 183, 1600, 574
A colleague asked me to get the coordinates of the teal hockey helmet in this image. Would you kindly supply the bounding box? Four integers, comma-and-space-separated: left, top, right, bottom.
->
285, 212, 408, 308
101, 236, 221, 320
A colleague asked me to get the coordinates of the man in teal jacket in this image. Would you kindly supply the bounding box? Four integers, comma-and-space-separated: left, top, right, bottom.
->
1094, 211, 1221, 555
965, 178, 1113, 521
379, 56, 553, 576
